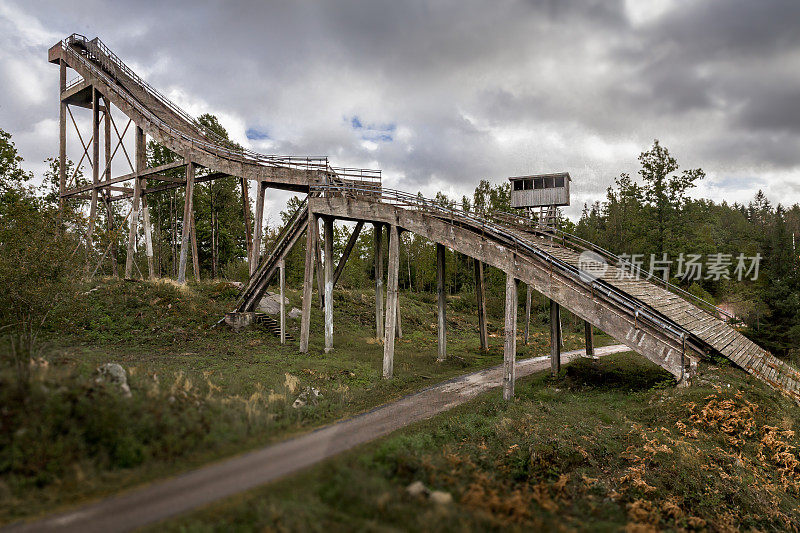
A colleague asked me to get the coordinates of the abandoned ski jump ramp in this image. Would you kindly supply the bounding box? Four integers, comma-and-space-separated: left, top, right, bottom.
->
51, 33, 800, 403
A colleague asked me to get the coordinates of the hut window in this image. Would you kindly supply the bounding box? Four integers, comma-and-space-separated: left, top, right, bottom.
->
544, 177, 555, 188
534, 178, 544, 189
513, 180, 523, 191
554, 176, 565, 188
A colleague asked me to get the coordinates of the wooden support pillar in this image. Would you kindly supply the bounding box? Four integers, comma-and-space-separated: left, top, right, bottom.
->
87, 87, 100, 271
299, 211, 317, 353
503, 273, 518, 400
103, 100, 117, 277
323, 216, 334, 353
436, 243, 447, 362
250, 181, 266, 276
190, 209, 200, 280
550, 299, 561, 376
332, 221, 363, 288
135, 127, 154, 279
279, 258, 286, 345
241, 178, 253, 263
314, 220, 325, 309
383, 224, 400, 378
58, 60, 66, 214
177, 162, 195, 284
584, 320, 594, 357
523, 285, 532, 345
374, 223, 384, 339
474, 260, 489, 352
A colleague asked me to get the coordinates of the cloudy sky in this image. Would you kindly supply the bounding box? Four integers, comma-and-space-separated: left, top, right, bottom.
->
1, 0, 799, 224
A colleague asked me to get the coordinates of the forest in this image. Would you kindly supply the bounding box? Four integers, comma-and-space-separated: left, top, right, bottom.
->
2, 119, 799, 361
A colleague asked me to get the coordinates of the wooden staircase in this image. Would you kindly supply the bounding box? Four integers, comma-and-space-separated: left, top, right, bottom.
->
253, 312, 295, 342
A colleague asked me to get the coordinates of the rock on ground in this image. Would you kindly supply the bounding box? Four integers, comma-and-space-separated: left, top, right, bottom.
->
257, 292, 290, 315
95, 363, 131, 397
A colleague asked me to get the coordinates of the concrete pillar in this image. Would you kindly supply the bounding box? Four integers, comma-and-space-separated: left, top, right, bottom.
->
279, 258, 286, 345
103, 99, 117, 277
177, 162, 195, 284
190, 209, 200, 280
436, 243, 447, 361
241, 178, 253, 263
475, 260, 489, 352
374, 223, 384, 339
383, 224, 400, 378
550, 299, 561, 376
299, 211, 317, 353
323, 216, 334, 353
523, 285, 532, 345
503, 273, 518, 400
250, 181, 266, 276
584, 320, 594, 357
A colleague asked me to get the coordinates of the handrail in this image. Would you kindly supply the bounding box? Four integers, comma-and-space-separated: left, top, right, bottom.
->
310, 183, 702, 353
488, 209, 737, 322
59, 33, 383, 184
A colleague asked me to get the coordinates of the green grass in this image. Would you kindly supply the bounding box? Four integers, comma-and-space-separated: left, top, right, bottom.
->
0, 277, 609, 525
157, 353, 800, 532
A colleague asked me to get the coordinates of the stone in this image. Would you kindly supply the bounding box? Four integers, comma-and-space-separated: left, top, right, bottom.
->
292, 386, 322, 408
429, 490, 453, 505
288, 307, 301, 319
257, 291, 290, 315
406, 481, 429, 498
95, 363, 132, 397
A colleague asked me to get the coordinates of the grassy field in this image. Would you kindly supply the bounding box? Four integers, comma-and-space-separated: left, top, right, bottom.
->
0, 278, 608, 525
157, 352, 800, 532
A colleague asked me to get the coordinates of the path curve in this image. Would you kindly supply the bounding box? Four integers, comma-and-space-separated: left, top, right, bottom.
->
4, 344, 628, 533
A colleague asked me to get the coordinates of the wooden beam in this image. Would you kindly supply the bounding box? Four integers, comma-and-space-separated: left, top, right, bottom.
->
523, 285, 532, 345
61, 160, 187, 198
551, 299, 561, 376
314, 220, 325, 309
177, 162, 195, 284
241, 178, 253, 263
323, 216, 334, 353
585, 320, 594, 357
58, 60, 66, 213
279, 259, 286, 345
87, 87, 100, 273
474, 260, 489, 352
299, 211, 317, 353
436, 243, 447, 362
374, 223, 384, 339
103, 98, 117, 277
250, 181, 266, 276
135, 127, 155, 279
503, 273, 518, 400
383, 224, 400, 378
332, 221, 363, 288
190, 209, 200, 280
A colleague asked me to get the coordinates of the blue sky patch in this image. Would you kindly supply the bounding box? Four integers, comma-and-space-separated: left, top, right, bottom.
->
246, 128, 271, 140
349, 115, 396, 142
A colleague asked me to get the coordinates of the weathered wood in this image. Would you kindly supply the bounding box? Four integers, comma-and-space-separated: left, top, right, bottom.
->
190, 209, 200, 280
279, 259, 286, 345
103, 100, 118, 277
177, 162, 195, 284
241, 178, 253, 262
437, 243, 447, 362
58, 60, 66, 212
250, 181, 266, 276
523, 284, 532, 345
383, 224, 400, 378
313, 219, 325, 309
299, 211, 317, 353
551, 300, 561, 375
142, 195, 155, 279
135, 127, 155, 279
374, 223, 384, 339
474, 260, 489, 352
87, 87, 100, 272
503, 273, 518, 400
332, 221, 364, 288
585, 320, 594, 356
323, 216, 334, 353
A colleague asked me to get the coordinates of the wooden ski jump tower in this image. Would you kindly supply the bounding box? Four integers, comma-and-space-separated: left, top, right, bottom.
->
50, 34, 800, 404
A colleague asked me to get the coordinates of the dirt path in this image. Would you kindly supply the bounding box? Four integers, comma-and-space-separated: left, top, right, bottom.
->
5, 344, 629, 533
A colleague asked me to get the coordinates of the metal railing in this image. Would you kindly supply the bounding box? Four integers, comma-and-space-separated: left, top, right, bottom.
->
488, 209, 737, 322
310, 182, 704, 356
